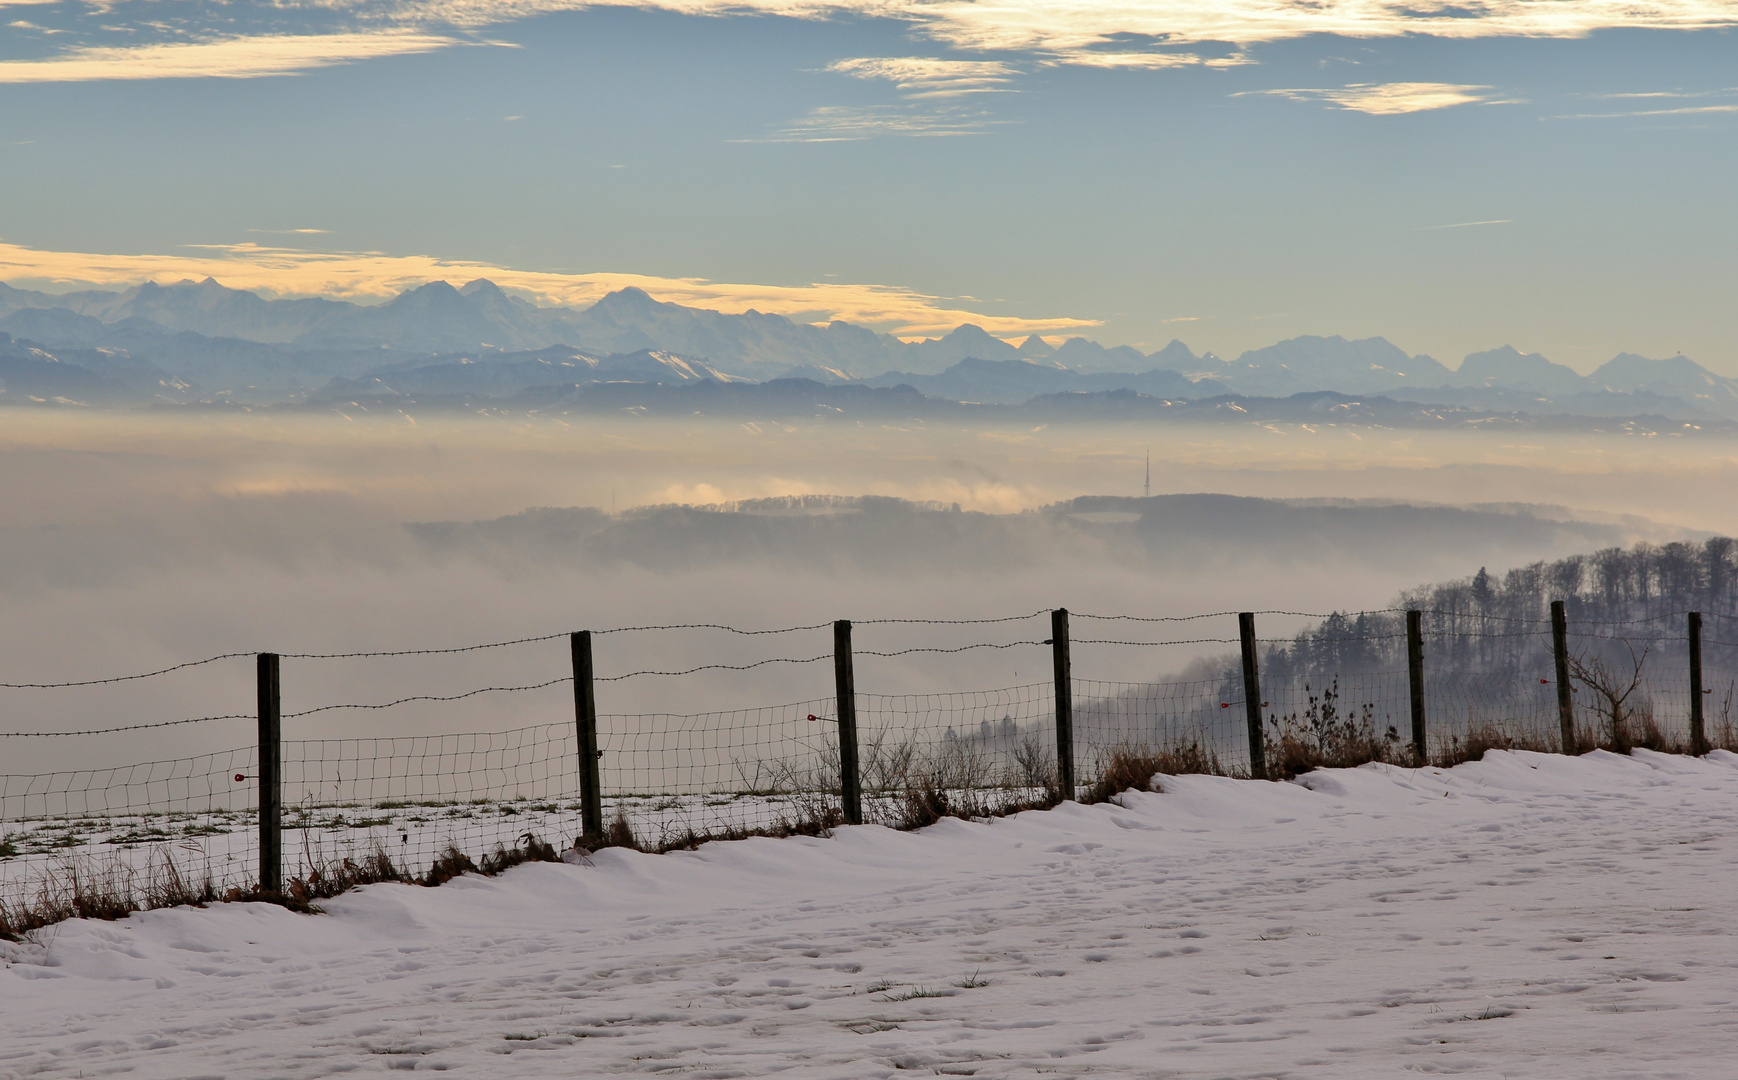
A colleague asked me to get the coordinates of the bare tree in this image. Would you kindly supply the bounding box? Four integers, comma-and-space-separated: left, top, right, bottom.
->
1567, 639, 1650, 752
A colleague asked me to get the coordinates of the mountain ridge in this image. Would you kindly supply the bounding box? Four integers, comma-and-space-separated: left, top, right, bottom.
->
2, 277, 1734, 419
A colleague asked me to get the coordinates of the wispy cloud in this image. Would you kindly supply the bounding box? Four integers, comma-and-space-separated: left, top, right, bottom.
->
1246, 81, 1497, 114
1047, 50, 1252, 70
1595, 86, 1738, 99
752, 103, 1008, 141
1557, 103, 1738, 118
0, 32, 457, 83
1422, 218, 1513, 230
423, 0, 1738, 56
826, 56, 1017, 99
12, 0, 1738, 82
0, 239, 1098, 338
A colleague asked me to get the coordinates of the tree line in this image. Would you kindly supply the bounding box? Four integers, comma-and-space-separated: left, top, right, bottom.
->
1265, 537, 1738, 681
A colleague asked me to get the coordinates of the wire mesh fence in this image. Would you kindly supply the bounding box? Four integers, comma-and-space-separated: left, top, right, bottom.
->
5, 605, 1736, 931
597, 700, 841, 847
1074, 678, 1251, 777
0, 746, 259, 920
278, 723, 584, 889
856, 684, 1057, 825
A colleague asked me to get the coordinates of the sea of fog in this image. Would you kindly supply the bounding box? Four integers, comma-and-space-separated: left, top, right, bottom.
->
2, 410, 1733, 773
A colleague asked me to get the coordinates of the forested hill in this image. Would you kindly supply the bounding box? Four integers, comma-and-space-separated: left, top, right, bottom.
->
1269, 537, 1738, 680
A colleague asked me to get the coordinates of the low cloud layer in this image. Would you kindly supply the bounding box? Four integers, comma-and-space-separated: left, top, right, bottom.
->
2, 407, 1734, 777
0, 240, 1096, 338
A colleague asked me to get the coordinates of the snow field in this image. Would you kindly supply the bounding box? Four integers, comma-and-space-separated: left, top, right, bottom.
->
4, 749, 1738, 1079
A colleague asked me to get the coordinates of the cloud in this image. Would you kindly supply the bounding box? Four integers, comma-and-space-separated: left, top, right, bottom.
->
826, 56, 1018, 98
1422, 218, 1513, 229
400, 0, 1738, 57
1247, 81, 1497, 114
1557, 104, 1738, 117
1595, 87, 1738, 99
1557, 84, 1738, 117
0, 32, 457, 82
0, 239, 1098, 337
1044, 50, 1252, 70
11, 0, 1738, 82
753, 103, 1009, 141
888, 0, 1738, 55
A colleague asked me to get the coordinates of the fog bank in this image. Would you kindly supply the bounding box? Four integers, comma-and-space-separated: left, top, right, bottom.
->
1, 410, 1728, 771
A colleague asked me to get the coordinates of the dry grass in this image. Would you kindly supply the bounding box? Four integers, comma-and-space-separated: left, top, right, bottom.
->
2, 832, 567, 935
1433, 723, 1558, 767
1260, 679, 1407, 780
600, 811, 639, 851
643, 804, 846, 854
0, 846, 221, 937
574, 798, 849, 856
1615, 702, 1686, 754
1081, 743, 1226, 804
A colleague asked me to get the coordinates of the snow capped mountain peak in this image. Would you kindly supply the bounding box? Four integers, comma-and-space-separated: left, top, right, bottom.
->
458, 279, 509, 299
387, 280, 465, 308
1452, 345, 1586, 395
588, 287, 665, 317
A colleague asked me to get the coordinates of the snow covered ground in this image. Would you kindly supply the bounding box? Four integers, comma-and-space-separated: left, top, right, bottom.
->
4, 749, 1737, 1079
0, 792, 842, 913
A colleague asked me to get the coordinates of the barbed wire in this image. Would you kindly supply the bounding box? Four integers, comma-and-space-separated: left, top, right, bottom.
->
284, 622, 844, 660
0, 714, 253, 738
597, 655, 832, 682
281, 634, 570, 660
1074, 637, 1237, 646
282, 678, 573, 717
1423, 629, 1550, 639
856, 610, 1049, 626
0, 653, 252, 690
594, 621, 832, 636
1073, 609, 1348, 623
858, 641, 1047, 657
1071, 634, 1413, 647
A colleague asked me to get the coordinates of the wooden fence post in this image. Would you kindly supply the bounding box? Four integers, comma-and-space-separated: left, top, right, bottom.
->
571, 631, 604, 841
256, 652, 281, 894
1551, 600, 1576, 755
1689, 611, 1707, 756
1052, 608, 1074, 802
1406, 609, 1427, 765
834, 620, 862, 825
1238, 612, 1267, 780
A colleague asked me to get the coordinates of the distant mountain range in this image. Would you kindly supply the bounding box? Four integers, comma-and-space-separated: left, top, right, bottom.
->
2, 276, 1735, 425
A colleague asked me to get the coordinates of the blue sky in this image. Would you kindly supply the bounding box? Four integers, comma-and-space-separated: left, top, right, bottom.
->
1, 1, 1734, 371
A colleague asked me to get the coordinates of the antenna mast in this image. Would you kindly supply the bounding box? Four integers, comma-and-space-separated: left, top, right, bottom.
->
1143, 448, 1150, 499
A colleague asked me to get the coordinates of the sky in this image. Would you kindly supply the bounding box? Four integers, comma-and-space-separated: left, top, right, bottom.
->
1, 1, 1735, 371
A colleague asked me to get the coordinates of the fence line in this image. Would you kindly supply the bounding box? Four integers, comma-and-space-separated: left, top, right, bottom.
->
3, 605, 1732, 926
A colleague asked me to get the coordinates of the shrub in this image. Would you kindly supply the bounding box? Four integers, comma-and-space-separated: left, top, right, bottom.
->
1081, 743, 1224, 803
1262, 679, 1402, 779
